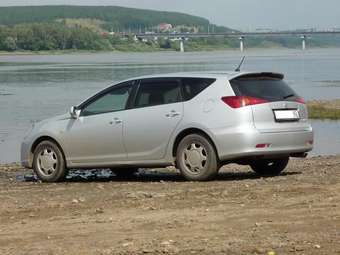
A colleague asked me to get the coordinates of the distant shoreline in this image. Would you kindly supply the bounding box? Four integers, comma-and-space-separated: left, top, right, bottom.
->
1, 46, 340, 56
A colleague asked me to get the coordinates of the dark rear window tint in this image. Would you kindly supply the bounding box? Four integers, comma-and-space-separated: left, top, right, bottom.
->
230, 77, 299, 102
135, 79, 181, 108
182, 78, 216, 101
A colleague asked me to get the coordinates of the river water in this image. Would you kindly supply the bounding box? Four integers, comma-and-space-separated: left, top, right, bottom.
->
1, 48, 340, 163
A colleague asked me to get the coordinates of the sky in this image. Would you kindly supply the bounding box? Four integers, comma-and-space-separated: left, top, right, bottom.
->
0, 0, 339, 31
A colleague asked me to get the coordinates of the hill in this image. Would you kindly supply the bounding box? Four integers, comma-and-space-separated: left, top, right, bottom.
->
0, 5, 232, 32
1, 5, 338, 52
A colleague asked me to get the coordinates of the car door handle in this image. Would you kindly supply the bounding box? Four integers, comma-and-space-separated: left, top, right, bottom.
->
110, 118, 122, 124
166, 111, 181, 118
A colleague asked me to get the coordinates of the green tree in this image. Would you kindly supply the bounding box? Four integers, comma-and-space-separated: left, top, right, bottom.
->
3, 36, 17, 51
158, 38, 171, 49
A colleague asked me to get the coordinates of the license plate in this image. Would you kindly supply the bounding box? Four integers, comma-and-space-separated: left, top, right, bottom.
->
274, 109, 300, 122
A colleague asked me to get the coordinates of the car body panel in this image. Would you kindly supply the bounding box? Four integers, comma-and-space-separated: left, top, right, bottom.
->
251, 101, 310, 133
123, 102, 184, 160
60, 112, 127, 165
21, 114, 69, 168
21, 71, 314, 170
211, 124, 313, 161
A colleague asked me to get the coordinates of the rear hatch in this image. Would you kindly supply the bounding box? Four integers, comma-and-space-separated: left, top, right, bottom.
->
230, 73, 310, 133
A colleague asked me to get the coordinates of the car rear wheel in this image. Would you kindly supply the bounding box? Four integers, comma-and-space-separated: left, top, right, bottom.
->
176, 134, 218, 181
33, 140, 67, 182
111, 168, 139, 178
250, 157, 289, 176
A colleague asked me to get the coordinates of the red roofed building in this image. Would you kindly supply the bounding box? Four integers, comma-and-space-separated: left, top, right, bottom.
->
158, 23, 173, 31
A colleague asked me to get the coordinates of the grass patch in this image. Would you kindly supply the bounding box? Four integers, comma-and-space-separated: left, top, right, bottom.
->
307, 105, 340, 120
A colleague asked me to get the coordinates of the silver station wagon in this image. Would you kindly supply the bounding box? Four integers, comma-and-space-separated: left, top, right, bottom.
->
21, 71, 314, 182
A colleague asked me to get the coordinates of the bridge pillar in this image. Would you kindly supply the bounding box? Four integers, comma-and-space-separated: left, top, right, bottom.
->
301, 35, 306, 50
180, 39, 185, 52
239, 36, 244, 52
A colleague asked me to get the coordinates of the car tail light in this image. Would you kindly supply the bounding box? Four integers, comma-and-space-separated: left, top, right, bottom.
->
295, 97, 306, 104
256, 143, 271, 148
221, 96, 268, 108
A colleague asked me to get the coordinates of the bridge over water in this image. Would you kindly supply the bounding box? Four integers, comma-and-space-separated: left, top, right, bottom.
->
135, 31, 340, 52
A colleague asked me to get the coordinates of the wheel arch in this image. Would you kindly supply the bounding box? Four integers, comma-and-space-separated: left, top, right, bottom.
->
31, 136, 67, 167
172, 128, 220, 160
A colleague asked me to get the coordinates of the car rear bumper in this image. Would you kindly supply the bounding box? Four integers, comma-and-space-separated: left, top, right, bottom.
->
214, 125, 314, 161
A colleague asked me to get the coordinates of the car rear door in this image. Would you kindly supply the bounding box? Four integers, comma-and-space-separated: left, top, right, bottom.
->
123, 78, 184, 160
230, 73, 311, 133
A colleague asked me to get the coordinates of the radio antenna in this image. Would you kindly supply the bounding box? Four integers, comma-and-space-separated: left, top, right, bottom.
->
235, 56, 246, 72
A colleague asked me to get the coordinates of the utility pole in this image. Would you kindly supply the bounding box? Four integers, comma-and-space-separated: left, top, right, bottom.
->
180, 38, 185, 52
301, 35, 307, 50
239, 36, 244, 52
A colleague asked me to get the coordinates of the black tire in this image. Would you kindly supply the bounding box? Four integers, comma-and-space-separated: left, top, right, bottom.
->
33, 140, 67, 182
111, 168, 139, 178
176, 134, 218, 181
250, 157, 289, 176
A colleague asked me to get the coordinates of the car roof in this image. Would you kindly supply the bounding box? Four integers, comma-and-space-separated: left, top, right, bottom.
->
125, 71, 284, 81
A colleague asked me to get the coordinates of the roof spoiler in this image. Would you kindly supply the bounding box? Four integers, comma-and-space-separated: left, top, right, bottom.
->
232, 72, 284, 81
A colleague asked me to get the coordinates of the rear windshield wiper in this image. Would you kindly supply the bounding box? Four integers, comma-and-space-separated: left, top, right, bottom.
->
283, 94, 295, 100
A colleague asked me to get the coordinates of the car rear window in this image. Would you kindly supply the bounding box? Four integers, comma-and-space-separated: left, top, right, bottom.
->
230, 76, 299, 102
181, 78, 216, 101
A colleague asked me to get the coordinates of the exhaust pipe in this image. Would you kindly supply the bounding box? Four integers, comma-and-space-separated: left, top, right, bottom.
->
290, 152, 308, 158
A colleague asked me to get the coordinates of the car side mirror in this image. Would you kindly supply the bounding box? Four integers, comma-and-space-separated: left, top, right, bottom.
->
69, 106, 81, 119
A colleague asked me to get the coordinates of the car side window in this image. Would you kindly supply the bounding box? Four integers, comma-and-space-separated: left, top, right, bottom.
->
181, 78, 216, 101
135, 79, 181, 108
81, 84, 132, 116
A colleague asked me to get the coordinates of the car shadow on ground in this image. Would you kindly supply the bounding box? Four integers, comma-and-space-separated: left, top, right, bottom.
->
19, 169, 302, 183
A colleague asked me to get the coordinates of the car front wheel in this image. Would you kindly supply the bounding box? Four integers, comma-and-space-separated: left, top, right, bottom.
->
176, 134, 218, 181
33, 140, 67, 182
250, 157, 289, 176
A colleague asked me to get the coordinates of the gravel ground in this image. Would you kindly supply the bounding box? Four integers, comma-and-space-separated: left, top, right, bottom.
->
0, 156, 339, 255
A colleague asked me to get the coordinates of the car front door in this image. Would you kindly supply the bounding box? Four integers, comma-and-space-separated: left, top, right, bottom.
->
62, 82, 134, 165
123, 78, 184, 161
